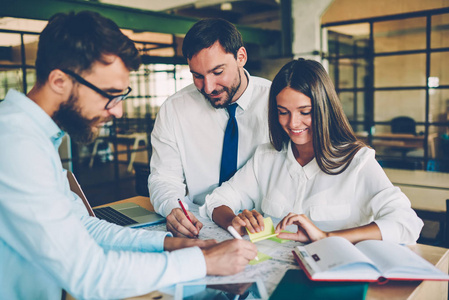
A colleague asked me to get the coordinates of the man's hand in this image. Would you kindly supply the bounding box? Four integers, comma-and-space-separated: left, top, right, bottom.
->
166, 208, 203, 238
202, 239, 257, 275
163, 236, 217, 251
232, 209, 264, 235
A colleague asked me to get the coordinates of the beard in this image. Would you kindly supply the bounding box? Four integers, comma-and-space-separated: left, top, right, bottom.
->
52, 92, 108, 145
200, 69, 242, 109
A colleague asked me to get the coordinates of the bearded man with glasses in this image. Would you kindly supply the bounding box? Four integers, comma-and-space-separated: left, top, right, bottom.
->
56, 68, 132, 143
0, 11, 257, 300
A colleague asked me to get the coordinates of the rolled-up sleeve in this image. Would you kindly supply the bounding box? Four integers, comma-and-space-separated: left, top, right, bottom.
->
371, 187, 423, 244
356, 154, 423, 244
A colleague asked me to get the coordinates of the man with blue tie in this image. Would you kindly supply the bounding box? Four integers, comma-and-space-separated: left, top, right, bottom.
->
149, 18, 271, 237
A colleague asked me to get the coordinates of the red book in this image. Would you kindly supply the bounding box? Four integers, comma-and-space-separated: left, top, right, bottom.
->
292, 236, 449, 283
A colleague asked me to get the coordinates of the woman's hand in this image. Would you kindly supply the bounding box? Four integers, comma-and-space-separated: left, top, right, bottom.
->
275, 213, 328, 243
232, 209, 265, 235
212, 206, 264, 236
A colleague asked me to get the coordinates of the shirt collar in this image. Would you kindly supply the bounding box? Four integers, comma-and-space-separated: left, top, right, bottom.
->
286, 141, 321, 179
5, 89, 65, 149
234, 69, 253, 111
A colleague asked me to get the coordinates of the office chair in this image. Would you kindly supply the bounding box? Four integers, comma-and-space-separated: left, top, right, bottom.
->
391, 116, 416, 135
389, 116, 417, 159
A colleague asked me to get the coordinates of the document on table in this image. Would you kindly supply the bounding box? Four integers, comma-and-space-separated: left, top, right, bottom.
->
144, 204, 300, 295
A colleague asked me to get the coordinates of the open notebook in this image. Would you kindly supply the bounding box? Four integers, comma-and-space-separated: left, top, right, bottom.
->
66, 171, 165, 228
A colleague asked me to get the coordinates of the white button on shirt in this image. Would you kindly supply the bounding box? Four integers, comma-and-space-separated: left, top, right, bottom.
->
149, 71, 271, 216
201, 143, 423, 244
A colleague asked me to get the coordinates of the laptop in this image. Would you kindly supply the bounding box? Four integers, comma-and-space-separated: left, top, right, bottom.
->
67, 171, 165, 228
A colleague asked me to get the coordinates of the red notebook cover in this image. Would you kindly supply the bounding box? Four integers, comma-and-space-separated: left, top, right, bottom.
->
292, 250, 449, 283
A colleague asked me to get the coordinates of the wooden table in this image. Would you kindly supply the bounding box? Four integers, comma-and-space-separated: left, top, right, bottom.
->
107, 196, 449, 300
384, 168, 449, 190
366, 243, 449, 300
383, 168, 449, 224
357, 133, 425, 149
373, 133, 424, 146
98, 195, 154, 210
397, 185, 449, 214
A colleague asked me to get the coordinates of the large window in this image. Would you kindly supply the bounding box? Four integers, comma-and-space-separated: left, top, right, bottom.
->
322, 9, 449, 171
126, 64, 191, 119
0, 30, 39, 99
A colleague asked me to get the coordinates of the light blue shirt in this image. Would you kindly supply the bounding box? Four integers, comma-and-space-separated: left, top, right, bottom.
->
0, 90, 206, 300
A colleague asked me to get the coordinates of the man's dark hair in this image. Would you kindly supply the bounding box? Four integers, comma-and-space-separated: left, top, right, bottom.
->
182, 18, 244, 60
35, 11, 141, 84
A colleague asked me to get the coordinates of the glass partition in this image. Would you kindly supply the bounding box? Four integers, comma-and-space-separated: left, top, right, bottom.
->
374, 17, 427, 52
322, 10, 449, 171
431, 13, 449, 49
430, 52, 449, 86
374, 90, 426, 124
374, 54, 426, 87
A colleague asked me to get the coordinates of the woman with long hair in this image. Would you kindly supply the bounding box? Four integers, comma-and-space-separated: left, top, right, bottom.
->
200, 58, 422, 244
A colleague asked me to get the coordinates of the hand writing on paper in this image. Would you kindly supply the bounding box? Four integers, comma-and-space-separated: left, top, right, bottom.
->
275, 213, 327, 243
202, 239, 257, 275
166, 208, 203, 238
232, 209, 265, 235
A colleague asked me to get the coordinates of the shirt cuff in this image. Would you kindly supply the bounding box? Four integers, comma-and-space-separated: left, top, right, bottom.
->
160, 199, 186, 217
375, 219, 403, 243
199, 198, 232, 221
170, 247, 207, 282
198, 203, 209, 219
139, 230, 172, 252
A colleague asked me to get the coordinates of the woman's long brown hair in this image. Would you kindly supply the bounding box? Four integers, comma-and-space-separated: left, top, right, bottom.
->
268, 58, 366, 175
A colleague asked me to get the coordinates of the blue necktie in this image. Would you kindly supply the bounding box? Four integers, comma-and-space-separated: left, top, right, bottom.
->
219, 103, 238, 185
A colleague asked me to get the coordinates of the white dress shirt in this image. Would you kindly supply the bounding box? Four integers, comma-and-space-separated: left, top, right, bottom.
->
200, 143, 423, 244
149, 71, 271, 216
0, 90, 206, 300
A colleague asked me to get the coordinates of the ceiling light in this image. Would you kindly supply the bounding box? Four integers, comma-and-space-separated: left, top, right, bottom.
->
221, 3, 232, 11
428, 77, 439, 88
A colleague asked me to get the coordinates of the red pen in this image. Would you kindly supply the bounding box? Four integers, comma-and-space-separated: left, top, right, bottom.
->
178, 199, 194, 224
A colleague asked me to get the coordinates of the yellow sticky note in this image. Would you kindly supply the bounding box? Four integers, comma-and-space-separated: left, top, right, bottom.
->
269, 230, 294, 243
249, 251, 271, 265
246, 217, 278, 243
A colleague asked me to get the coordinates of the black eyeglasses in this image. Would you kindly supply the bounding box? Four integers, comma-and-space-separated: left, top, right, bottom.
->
61, 69, 132, 110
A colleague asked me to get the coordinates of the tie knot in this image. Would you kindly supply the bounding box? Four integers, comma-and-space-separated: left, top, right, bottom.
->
227, 103, 238, 118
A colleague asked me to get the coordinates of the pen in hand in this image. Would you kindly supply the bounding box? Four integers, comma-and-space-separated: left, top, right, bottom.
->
227, 226, 259, 261
178, 199, 194, 224
178, 199, 199, 237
